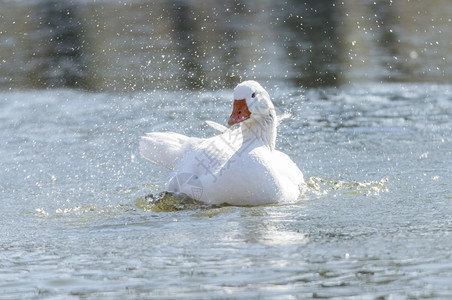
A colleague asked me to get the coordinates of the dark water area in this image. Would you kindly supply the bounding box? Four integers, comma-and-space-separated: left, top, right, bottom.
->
1, 0, 452, 299
1, 0, 452, 91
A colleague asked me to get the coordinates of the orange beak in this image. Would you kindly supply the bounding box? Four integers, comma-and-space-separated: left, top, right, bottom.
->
228, 99, 251, 126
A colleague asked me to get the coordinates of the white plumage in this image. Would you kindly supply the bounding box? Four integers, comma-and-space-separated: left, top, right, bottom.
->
140, 80, 305, 205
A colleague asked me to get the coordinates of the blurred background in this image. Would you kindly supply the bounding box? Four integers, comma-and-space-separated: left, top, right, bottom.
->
1, 0, 451, 92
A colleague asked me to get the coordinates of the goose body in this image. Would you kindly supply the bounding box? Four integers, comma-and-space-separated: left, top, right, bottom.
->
140, 80, 304, 206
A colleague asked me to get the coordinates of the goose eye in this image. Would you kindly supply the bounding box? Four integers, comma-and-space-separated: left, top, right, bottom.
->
251, 92, 256, 98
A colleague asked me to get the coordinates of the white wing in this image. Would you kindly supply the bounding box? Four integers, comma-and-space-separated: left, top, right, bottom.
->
140, 132, 203, 170
205, 120, 230, 133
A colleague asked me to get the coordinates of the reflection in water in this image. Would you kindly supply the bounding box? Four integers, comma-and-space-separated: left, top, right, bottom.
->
26, 0, 88, 88
284, 0, 340, 87
0, 0, 451, 91
171, 1, 205, 89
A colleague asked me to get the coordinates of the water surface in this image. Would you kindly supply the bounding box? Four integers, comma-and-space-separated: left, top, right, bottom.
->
1, 83, 451, 298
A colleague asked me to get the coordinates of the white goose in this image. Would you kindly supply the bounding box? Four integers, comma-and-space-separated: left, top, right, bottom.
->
140, 80, 304, 206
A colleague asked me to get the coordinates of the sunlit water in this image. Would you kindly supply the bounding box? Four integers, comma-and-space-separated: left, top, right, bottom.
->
1, 83, 451, 298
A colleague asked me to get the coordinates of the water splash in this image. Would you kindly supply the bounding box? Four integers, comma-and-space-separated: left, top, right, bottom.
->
306, 176, 389, 197
135, 192, 209, 212
135, 176, 389, 212
30, 204, 133, 226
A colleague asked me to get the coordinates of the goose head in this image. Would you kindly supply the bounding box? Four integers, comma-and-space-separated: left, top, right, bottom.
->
228, 80, 276, 127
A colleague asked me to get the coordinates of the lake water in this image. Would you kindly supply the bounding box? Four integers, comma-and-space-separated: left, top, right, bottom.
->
1, 83, 451, 298
1, 0, 452, 299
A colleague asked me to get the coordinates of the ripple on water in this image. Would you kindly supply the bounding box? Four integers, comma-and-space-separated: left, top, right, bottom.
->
1, 83, 452, 298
